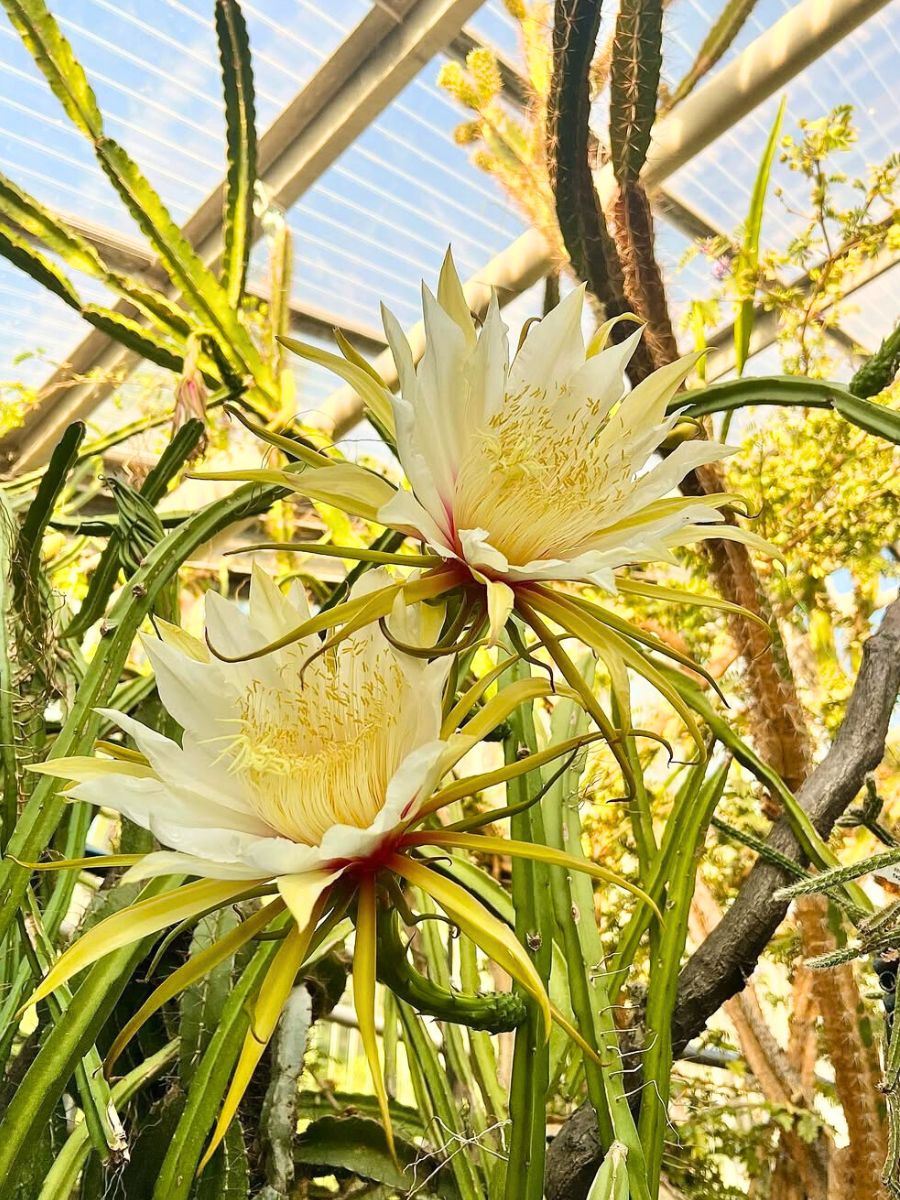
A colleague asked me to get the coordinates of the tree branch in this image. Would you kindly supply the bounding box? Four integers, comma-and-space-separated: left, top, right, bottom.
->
545, 595, 900, 1200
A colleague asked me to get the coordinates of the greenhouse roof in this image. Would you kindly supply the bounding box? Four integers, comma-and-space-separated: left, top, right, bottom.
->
1, 0, 898, 471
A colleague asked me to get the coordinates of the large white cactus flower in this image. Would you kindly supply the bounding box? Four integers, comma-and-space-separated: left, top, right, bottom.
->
27, 566, 646, 1169
70, 567, 453, 886
378, 260, 749, 610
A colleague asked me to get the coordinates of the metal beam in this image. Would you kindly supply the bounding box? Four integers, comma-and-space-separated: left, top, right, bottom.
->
314, 0, 888, 436
2, 0, 484, 473
314, 0, 890, 439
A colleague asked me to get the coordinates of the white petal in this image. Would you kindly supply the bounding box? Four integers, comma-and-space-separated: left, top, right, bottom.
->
378, 488, 457, 558
70, 766, 270, 850
382, 303, 417, 405
416, 284, 471, 494
508, 285, 586, 393
317, 739, 449, 864
249, 562, 309, 641
382, 738, 449, 821
140, 635, 235, 743
562, 325, 643, 423
437, 247, 477, 348
389, 392, 456, 533
620, 440, 736, 514
240, 837, 324, 877
121, 850, 270, 883
204, 591, 264, 662
457, 528, 509, 575
94, 709, 262, 829
468, 292, 509, 424
600, 351, 701, 451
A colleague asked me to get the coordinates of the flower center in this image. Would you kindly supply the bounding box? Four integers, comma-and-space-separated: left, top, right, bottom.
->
226, 652, 407, 846
452, 387, 634, 565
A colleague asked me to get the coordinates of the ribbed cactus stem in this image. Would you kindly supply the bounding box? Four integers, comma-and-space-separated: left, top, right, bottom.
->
610, 181, 680, 370
375, 908, 527, 1033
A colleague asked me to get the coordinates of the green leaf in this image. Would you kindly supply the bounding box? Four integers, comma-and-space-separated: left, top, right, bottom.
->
638, 761, 729, 1185
0, 496, 18, 848
296, 1090, 427, 1136
36, 1042, 178, 1200
0, 876, 177, 1195
733, 95, 785, 375
93, 139, 270, 389
142, 419, 208, 503
849, 322, 900, 399
153, 935, 286, 1200
108, 274, 194, 340
539, 679, 653, 1200
64, 420, 207, 641
17, 421, 85, 577
216, 0, 257, 308
1, 0, 102, 137
1, 0, 255, 373
0, 169, 194, 340
0, 221, 81, 309
395, 1002, 484, 1200
831, 388, 900, 445
81, 304, 184, 373
503, 667, 553, 1200
294, 1115, 451, 1194
609, 0, 664, 185
667, 0, 758, 107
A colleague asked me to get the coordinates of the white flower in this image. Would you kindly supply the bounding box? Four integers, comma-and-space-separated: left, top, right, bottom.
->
222, 251, 770, 645
377, 252, 760, 627
55, 566, 451, 899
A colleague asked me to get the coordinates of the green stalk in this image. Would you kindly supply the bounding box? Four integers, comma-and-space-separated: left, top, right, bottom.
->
37, 1039, 177, 1200
0, 875, 176, 1197
606, 757, 712, 994
374, 906, 524, 1033
661, 666, 872, 913
153, 930, 287, 1199
0, 496, 18, 854
17, 896, 124, 1163
503, 659, 553, 1200
638, 760, 729, 1194
458, 934, 509, 1127
540, 685, 653, 1200
415, 891, 496, 1176
396, 1000, 485, 1200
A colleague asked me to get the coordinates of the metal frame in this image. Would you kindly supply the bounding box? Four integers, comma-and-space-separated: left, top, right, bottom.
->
2, 0, 894, 467
8, 212, 388, 355
2, 0, 486, 472
313, 0, 892, 439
